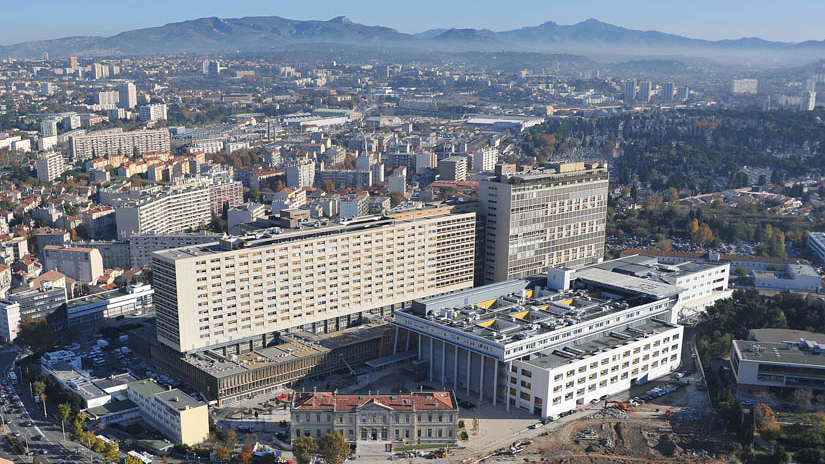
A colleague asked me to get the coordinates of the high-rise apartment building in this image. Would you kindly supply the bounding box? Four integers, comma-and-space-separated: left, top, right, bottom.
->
35, 152, 66, 183
675, 86, 690, 101
637, 81, 652, 102
661, 82, 675, 103
151, 211, 476, 353
802, 91, 817, 111
622, 80, 636, 102
40, 119, 58, 137
472, 146, 498, 172
479, 162, 608, 283
118, 82, 137, 109
285, 159, 316, 188
69, 129, 171, 160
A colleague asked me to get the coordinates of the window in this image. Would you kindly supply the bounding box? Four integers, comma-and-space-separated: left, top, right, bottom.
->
521, 369, 532, 378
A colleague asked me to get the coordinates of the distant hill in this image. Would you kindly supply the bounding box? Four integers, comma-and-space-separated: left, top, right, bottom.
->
2, 15, 825, 64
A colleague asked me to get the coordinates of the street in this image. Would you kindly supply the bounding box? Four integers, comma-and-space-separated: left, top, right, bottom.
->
0, 345, 92, 464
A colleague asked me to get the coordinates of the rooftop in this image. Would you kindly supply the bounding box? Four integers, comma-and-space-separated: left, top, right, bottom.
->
292, 391, 456, 411
184, 322, 388, 378
734, 339, 825, 367
524, 319, 678, 370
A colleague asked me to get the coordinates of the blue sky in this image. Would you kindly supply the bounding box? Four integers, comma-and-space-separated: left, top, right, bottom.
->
3, 0, 824, 45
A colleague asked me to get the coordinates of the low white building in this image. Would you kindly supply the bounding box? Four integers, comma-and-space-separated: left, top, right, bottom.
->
751, 263, 821, 292
807, 232, 825, 264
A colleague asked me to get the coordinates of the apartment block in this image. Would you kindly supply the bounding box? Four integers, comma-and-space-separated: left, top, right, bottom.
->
43, 245, 104, 283
126, 379, 208, 446
208, 181, 244, 216
113, 185, 211, 239
479, 162, 608, 283
151, 211, 476, 353
290, 391, 458, 446
439, 157, 468, 181
69, 129, 171, 160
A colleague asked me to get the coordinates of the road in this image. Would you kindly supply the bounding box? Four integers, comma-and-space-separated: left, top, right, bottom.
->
0, 345, 92, 464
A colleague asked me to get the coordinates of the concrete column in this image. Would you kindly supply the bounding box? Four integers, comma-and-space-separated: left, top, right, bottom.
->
493, 360, 498, 406
429, 336, 434, 382
506, 361, 511, 412
453, 345, 458, 392
466, 349, 471, 397
418, 334, 422, 360
405, 332, 411, 351
393, 326, 399, 356
479, 355, 485, 403
441, 341, 446, 386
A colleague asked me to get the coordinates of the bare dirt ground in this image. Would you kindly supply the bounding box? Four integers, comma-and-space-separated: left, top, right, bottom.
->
508, 402, 739, 464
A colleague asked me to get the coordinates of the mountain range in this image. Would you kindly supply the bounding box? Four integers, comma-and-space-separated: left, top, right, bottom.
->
2, 15, 825, 64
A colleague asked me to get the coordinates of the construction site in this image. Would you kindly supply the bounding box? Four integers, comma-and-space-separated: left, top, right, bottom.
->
474, 383, 739, 464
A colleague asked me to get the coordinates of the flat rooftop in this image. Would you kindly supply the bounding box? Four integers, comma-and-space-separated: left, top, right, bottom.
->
183, 323, 389, 379
154, 211, 468, 260
403, 274, 676, 346
524, 319, 678, 370
595, 255, 725, 281
734, 340, 825, 367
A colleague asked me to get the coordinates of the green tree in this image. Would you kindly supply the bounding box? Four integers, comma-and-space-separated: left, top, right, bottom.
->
16, 317, 55, 353
318, 432, 350, 464
292, 436, 318, 464
103, 440, 120, 463
125, 456, 143, 464
58, 402, 72, 439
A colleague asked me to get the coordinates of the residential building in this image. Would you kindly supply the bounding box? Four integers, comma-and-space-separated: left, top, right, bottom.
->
43, 245, 104, 283
675, 86, 690, 101
290, 391, 458, 445
35, 152, 66, 183
394, 264, 684, 418
732, 78, 759, 94
472, 146, 498, 173
151, 210, 476, 353
439, 157, 468, 182
802, 91, 817, 111
126, 379, 209, 445
208, 181, 244, 216
271, 188, 307, 215
128, 232, 223, 269
40, 119, 58, 137
112, 184, 211, 239
285, 159, 316, 189
74, 240, 131, 270
97, 90, 119, 106
661, 82, 675, 103
637, 81, 652, 102
139, 104, 168, 121
118, 82, 137, 109
228, 203, 267, 234
69, 129, 171, 160
339, 194, 369, 220
479, 162, 608, 283
80, 207, 117, 240
317, 170, 373, 189
623, 80, 636, 102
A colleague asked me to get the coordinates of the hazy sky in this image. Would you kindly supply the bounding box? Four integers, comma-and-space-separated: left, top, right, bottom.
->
3, 0, 825, 45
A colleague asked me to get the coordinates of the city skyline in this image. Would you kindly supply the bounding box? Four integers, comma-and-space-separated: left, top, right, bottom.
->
3, 0, 825, 45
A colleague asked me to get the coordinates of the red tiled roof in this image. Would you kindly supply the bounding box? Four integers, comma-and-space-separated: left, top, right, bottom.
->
292, 392, 456, 412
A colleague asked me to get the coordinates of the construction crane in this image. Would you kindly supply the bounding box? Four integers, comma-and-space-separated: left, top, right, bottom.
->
604, 400, 629, 410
